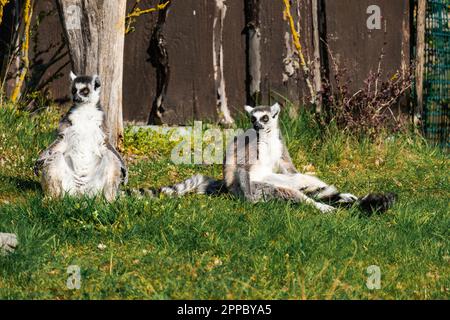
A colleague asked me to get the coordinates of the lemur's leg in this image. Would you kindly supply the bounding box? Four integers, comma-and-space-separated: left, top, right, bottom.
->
250, 182, 336, 213
259, 173, 330, 193
236, 167, 254, 200
41, 152, 76, 198
260, 173, 358, 204
239, 170, 334, 212
88, 151, 121, 202
289, 174, 358, 204
104, 152, 122, 202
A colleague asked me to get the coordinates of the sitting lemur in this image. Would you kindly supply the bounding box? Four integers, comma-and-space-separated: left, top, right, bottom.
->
34, 72, 127, 201
161, 103, 396, 213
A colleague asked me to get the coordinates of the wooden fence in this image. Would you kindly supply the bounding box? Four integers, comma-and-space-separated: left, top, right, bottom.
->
0, 0, 411, 125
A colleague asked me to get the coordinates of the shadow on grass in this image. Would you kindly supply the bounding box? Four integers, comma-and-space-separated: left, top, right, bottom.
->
0, 175, 41, 193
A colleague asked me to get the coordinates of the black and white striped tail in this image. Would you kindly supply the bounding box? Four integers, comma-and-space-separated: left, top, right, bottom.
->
333, 192, 397, 213
357, 192, 397, 213
121, 187, 159, 198
160, 174, 226, 196
313, 186, 397, 214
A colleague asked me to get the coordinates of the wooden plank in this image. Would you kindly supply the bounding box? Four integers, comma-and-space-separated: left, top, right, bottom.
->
0, 0, 71, 102
253, 0, 315, 107
221, 0, 246, 117
0, 0, 22, 98
259, 0, 286, 104
311, 0, 322, 112
123, 0, 159, 123
415, 0, 426, 117
244, 0, 261, 105
149, 0, 217, 125
148, 0, 246, 124
324, 0, 411, 92
28, 0, 71, 102
287, 0, 317, 107
295, 0, 316, 107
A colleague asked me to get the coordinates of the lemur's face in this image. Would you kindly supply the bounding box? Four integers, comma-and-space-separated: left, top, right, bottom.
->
70, 71, 101, 105
245, 103, 280, 133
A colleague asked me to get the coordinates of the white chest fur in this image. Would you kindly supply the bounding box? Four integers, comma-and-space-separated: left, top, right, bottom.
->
250, 131, 283, 182
62, 104, 106, 177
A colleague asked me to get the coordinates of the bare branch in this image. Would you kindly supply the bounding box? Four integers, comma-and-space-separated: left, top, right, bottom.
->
125, 0, 170, 35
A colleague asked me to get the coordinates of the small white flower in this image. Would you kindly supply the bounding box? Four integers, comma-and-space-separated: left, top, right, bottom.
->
97, 243, 107, 250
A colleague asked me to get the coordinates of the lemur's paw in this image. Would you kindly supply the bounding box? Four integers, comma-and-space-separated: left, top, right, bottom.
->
317, 203, 336, 213
337, 193, 358, 203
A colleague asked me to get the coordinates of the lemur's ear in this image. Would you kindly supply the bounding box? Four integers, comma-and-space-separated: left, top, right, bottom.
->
69, 71, 77, 81
244, 105, 254, 114
271, 102, 280, 118
93, 75, 101, 90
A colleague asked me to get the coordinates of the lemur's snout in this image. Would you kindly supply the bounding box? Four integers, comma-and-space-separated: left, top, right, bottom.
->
73, 95, 83, 103
253, 122, 264, 131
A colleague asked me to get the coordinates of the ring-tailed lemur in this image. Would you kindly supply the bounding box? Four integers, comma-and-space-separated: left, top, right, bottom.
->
34, 72, 128, 201
160, 103, 396, 213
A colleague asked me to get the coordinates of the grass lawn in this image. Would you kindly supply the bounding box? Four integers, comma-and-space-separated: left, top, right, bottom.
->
0, 105, 448, 299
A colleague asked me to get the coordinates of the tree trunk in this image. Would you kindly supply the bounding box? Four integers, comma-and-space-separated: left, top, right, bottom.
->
56, 0, 126, 148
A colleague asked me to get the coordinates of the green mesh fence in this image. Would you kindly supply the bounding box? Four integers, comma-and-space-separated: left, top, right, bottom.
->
422, 0, 450, 151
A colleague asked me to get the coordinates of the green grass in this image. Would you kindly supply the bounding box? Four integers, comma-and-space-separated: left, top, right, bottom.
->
0, 104, 448, 299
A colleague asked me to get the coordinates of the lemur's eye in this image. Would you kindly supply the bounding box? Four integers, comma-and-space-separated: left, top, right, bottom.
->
72, 88, 77, 95
251, 116, 256, 123
261, 115, 269, 123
